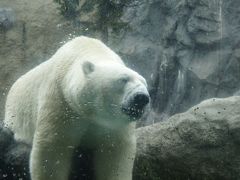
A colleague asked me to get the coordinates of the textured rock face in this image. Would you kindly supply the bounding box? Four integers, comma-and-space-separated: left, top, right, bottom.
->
107, 0, 240, 124
0, 8, 14, 30
133, 96, 240, 179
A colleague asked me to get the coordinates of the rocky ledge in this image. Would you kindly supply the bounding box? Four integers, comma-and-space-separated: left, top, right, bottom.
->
134, 96, 240, 179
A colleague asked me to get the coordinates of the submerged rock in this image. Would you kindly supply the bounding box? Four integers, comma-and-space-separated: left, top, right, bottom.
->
134, 96, 240, 179
0, 125, 30, 180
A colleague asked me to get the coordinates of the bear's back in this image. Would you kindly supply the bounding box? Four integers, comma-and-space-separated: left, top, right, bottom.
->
52, 36, 124, 65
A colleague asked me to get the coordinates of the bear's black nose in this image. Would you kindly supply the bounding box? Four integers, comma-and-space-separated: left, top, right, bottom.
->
122, 92, 150, 120
133, 93, 150, 109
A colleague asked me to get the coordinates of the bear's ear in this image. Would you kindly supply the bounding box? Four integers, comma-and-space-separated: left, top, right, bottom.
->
82, 61, 95, 75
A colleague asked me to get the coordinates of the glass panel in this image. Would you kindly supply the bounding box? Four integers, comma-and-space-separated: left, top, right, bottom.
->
0, 0, 239, 179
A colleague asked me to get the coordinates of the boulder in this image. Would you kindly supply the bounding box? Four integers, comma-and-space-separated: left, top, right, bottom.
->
134, 96, 240, 179
0, 124, 30, 180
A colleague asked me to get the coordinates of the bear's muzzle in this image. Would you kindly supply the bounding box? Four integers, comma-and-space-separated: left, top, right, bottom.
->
122, 92, 150, 120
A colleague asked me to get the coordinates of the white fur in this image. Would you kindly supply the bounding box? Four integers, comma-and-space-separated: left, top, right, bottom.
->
4, 36, 148, 180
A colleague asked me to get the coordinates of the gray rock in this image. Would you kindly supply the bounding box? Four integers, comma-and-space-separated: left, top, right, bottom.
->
0, 8, 14, 30
0, 124, 30, 180
134, 96, 240, 179
234, 90, 240, 96
186, 1, 222, 45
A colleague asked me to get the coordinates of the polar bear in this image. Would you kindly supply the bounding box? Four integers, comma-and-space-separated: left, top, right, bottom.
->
4, 36, 150, 180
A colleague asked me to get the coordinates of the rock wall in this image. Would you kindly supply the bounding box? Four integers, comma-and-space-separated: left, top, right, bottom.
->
107, 0, 240, 124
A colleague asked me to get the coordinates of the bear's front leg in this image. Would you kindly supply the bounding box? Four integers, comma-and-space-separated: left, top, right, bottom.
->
30, 133, 74, 180
94, 133, 136, 180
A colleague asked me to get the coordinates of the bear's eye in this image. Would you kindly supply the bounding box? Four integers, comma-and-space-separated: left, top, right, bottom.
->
117, 76, 130, 85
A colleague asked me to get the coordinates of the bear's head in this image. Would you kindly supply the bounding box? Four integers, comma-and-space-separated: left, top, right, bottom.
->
63, 59, 150, 129
79, 61, 150, 128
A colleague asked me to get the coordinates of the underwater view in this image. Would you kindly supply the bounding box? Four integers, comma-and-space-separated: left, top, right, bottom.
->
0, 0, 240, 179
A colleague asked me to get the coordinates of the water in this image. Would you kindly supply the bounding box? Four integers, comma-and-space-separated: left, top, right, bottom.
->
166, 67, 186, 115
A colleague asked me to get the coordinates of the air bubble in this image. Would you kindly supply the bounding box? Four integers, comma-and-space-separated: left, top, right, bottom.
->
55, 160, 60, 165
